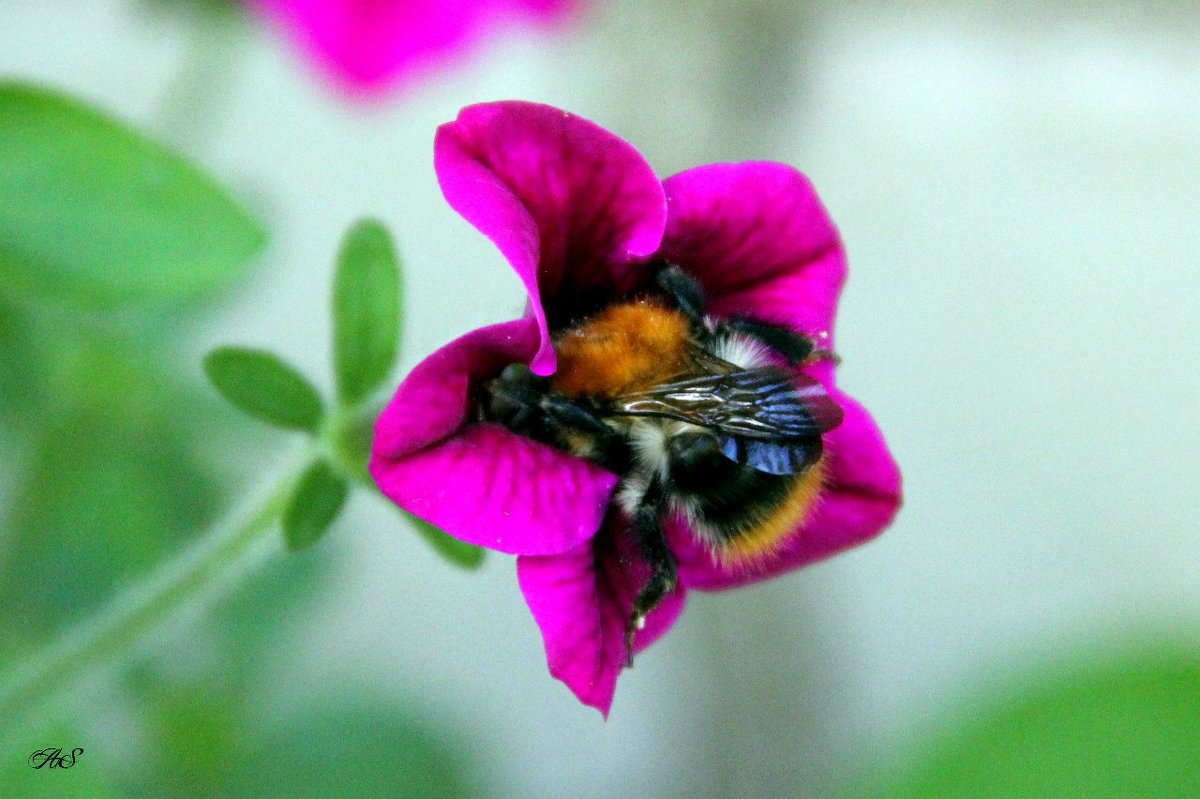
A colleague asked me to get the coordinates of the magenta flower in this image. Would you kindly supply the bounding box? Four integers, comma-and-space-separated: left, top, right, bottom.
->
370, 101, 902, 715
250, 0, 576, 96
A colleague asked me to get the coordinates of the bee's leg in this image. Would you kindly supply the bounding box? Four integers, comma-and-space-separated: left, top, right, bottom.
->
540, 394, 631, 473
725, 316, 842, 365
625, 475, 677, 667
807, 348, 841, 365
655, 263, 707, 332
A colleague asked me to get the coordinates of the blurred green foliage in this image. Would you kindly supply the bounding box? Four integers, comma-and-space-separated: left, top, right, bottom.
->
0, 297, 41, 420
138, 0, 241, 13
849, 636, 1200, 799
333, 220, 402, 406
203, 347, 326, 433
124, 683, 478, 799
283, 459, 349, 551
0, 84, 484, 798
0, 83, 265, 308
0, 81, 268, 657
0, 331, 226, 649
220, 702, 477, 799
0, 722, 119, 799
118, 552, 477, 799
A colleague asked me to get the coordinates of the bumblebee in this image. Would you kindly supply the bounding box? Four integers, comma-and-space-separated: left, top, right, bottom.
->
483, 265, 843, 662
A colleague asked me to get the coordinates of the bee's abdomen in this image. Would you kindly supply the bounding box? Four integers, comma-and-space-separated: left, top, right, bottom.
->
669, 433, 826, 565
705, 462, 826, 565
550, 301, 692, 399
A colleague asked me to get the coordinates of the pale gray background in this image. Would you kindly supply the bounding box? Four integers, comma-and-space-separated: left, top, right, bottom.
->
3, 2, 1199, 797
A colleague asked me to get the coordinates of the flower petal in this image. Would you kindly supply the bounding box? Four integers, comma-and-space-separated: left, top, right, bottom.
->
435, 101, 668, 374
252, 0, 575, 94
370, 319, 618, 556
660, 162, 846, 341
517, 525, 687, 716
374, 425, 617, 556
671, 390, 901, 590
372, 319, 539, 458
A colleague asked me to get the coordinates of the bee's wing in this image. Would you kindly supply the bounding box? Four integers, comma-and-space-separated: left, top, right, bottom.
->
609, 366, 843, 440
716, 435, 823, 476
681, 340, 742, 376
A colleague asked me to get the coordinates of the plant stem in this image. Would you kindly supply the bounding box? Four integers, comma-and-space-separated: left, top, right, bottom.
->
0, 457, 304, 745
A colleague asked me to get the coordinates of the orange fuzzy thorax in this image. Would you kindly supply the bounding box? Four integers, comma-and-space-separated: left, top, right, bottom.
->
550, 301, 692, 398
717, 458, 827, 566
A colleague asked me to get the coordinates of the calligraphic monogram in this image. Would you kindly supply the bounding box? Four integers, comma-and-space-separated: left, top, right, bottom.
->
28, 747, 84, 770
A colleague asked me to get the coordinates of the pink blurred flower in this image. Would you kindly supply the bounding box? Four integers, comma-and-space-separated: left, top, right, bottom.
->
250, 0, 577, 96
370, 101, 902, 715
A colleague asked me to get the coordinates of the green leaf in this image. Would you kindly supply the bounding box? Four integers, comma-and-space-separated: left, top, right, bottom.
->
221, 701, 476, 799
203, 346, 323, 432
409, 514, 485, 570
125, 675, 478, 799
135, 679, 244, 799
0, 298, 40, 416
283, 460, 349, 551
0, 82, 265, 307
332, 219, 401, 406
0, 341, 225, 648
850, 638, 1200, 799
